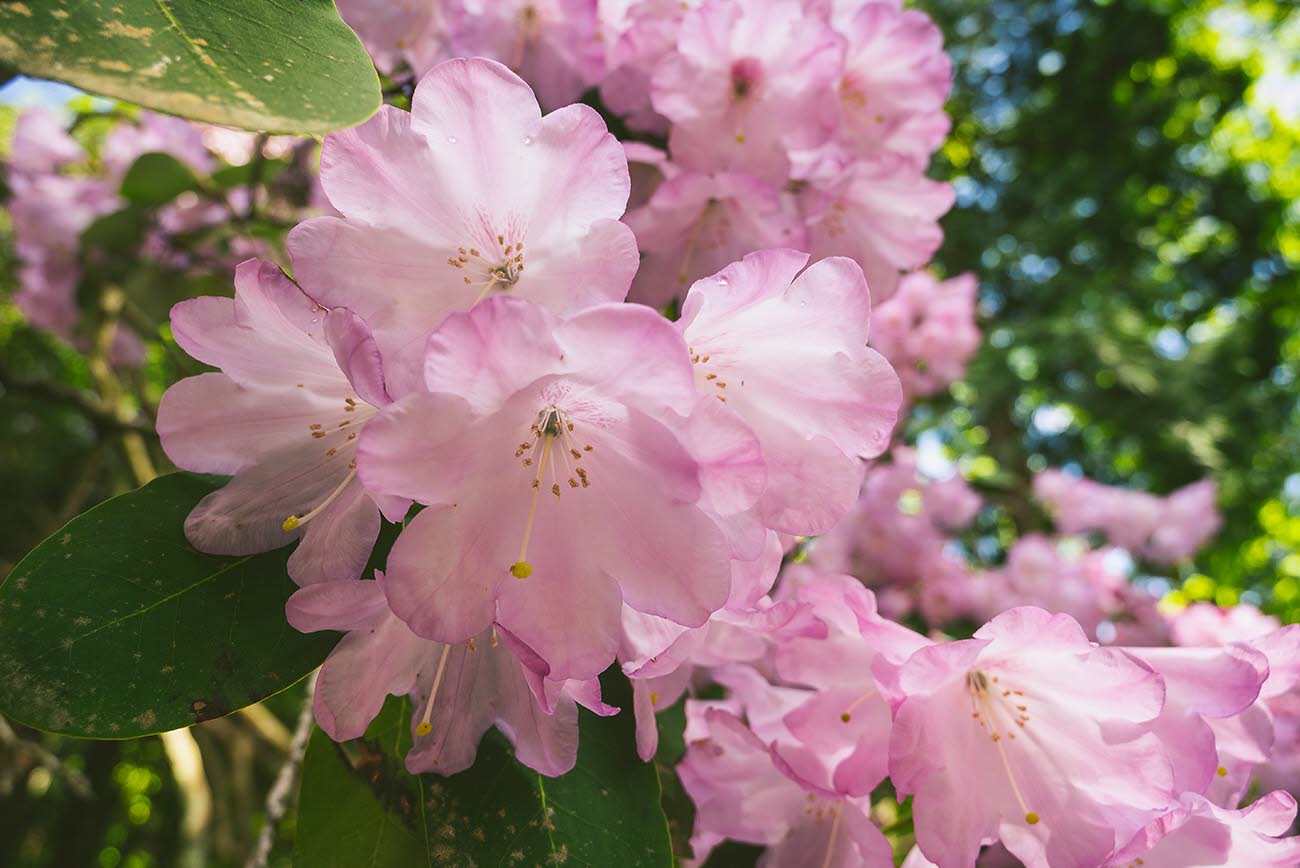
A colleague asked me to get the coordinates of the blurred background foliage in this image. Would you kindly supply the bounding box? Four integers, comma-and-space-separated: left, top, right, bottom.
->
0, 0, 1296, 864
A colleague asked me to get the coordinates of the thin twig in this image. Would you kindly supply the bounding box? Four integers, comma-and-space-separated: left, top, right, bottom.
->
0, 360, 153, 434
0, 716, 93, 799
245, 672, 318, 868
89, 286, 157, 486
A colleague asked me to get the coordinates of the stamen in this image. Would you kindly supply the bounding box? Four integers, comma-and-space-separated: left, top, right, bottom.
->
968, 671, 1038, 826
511, 426, 556, 579
820, 807, 842, 868
414, 644, 453, 737
282, 468, 356, 531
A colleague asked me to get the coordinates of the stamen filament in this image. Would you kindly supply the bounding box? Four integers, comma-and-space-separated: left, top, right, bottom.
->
282, 468, 356, 531
975, 687, 1038, 825
820, 807, 842, 868
414, 643, 453, 737
511, 433, 555, 578
472, 273, 501, 306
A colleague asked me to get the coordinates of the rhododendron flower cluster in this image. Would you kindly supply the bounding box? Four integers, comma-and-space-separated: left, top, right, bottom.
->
805, 445, 983, 620
113, 4, 1296, 865
1034, 469, 1223, 564
335, 0, 955, 309
870, 269, 981, 400
5, 106, 321, 362
159, 57, 903, 778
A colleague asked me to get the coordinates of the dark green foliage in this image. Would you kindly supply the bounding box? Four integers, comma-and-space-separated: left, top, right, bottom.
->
0, 474, 336, 736
297, 670, 674, 867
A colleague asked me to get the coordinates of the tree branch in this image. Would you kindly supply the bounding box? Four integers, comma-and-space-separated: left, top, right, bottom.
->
245, 672, 317, 868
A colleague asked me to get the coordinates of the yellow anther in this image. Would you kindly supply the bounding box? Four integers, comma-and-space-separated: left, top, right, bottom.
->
511, 561, 533, 579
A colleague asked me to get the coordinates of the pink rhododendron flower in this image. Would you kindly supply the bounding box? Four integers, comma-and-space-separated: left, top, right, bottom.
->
158, 259, 408, 585
9, 107, 83, 175
676, 249, 902, 534
1169, 601, 1281, 646
446, 0, 605, 109
358, 296, 749, 682
288, 57, 638, 396
976, 535, 1133, 641
807, 447, 981, 614
621, 532, 786, 681
1033, 470, 1222, 563
771, 575, 929, 798
890, 607, 1174, 868
286, 574, 613, 776
678, 707, 892, 867
831, 2, 952, 165
625, 170, 805, 307
1198, 626, 1300, 803
870, 271, 981, 398
1146, 479, 1223, 563
599, 0, 697, 133
651, 0, 843, 184
1107, 790, 1300, 867
8, 172, 117, 337
335, 0, 448, 78
793, 150, 954, 302
1121, 643, 1268, 796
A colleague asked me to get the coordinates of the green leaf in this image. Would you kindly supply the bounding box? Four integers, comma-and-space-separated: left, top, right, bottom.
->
297, 670, 675, 867
119, 152, 201, 206
80, 205, 151, 252
0, 473, 337, 737
0, 0, 380, 134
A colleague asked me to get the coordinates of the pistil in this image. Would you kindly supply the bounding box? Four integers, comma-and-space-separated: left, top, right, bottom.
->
414, 643, 454, 737
282, 466, 356, 532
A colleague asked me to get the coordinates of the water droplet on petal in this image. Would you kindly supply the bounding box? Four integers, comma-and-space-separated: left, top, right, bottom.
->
717, 276, 729, 286
446, 136, 457, 144
522, 136, 533, 145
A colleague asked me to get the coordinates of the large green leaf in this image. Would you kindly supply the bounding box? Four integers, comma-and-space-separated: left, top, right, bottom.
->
0, 0, 380, 133
297, 671, 675, 867
0, 473, 337, 737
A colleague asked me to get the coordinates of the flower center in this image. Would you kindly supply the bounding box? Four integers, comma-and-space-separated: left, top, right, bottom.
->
799, 795, 843, 868
446, 225, 527, 305
689, 348, 729, 403
965, 669, 1039, 826
509, 405, 596, 579
281, 396, 376, 531
729, 59, 762, 143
